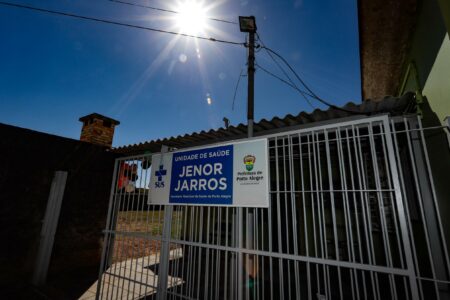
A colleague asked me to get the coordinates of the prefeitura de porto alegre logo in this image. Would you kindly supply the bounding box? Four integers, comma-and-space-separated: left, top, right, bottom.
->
243, 155, 256, 171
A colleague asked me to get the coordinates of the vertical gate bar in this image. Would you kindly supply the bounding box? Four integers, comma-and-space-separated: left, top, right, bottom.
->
367, 125, 395, 268
196, 207, 204, 299
309, 132, 320, 295
215, 208, 219, 299
121, 158, 137, 299
316, 131, 331, 298
367, 124, 396, 298
246, 208, 250, 300
345, 127, 364, 300
381, 117, 420, 300
107, 158, 127, 300
238, 206, 244, 300
106, 159, 122, 299
170, 206, 178, 296
379, 123, 406, 270
390, 119, 420, 300
180, 206, 188, 297
116, 159, 127, 300
188, 207, 195, 298
133, 159, 147, 298
213, 208, 217, 299
403, 118, 440, 297
336, 128, 357, 300
156, 205, 173, 300
299, 133, 312, 300
274, 136, 285, 299
211, 207, 216, 299
255, 209, 260, 300
122, 158, 137, 296
281, 137, 292, 299
324, 129, 343, 299
198, 206, 202, 299
288, 135, 300, 298
261, 208, 265, 300
379, 123, 407, 299
127, 159, 140, 298
144, 162, 153, 297
150, 204, 160, 291
354, 125, 379, 299
209, 208, 214, 299
156, 146, 173, 300
236, 208, 239, 299
178, 207, 185, 294
191, 206, 197, 298
96, 159, 119, 300
232, 208, 236, 299
267, 141, 274, 300
117, 159, 132, 300
355, 125, 380, 299
204, 207, 211, 299
224, 208, 229, 300
417, 117, 450, 278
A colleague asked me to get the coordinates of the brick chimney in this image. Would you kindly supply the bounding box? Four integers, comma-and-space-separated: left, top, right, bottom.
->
79, 113, 120, 148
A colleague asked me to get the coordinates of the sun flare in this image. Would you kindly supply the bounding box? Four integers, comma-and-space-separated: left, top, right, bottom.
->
175, 0, 207, 35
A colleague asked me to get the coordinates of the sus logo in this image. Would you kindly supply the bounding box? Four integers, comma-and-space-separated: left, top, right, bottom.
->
154, 165, 167, 188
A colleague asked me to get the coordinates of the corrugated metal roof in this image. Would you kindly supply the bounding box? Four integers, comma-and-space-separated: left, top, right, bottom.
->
113, 92, 416, 155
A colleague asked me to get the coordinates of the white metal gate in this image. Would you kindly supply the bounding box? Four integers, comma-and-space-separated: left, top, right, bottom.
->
94, 115, 450, 300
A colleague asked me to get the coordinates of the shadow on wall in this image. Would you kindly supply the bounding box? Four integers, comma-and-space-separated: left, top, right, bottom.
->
0, 123, 119, 299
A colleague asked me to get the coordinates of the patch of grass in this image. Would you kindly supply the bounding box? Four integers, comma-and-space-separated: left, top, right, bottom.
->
112, 210, 183, 262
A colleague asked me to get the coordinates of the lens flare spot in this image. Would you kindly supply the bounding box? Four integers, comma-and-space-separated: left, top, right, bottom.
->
179, 53, 187, 63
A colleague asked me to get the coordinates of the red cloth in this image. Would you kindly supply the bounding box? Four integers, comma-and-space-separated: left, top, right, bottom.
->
117, 162, 138, 189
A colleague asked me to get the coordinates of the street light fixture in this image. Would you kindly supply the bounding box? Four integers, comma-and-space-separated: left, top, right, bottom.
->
239, 16, 257, 33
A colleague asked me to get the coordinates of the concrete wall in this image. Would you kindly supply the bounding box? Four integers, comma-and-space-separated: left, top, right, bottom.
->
0, 123, 118, 299
399, 0, 450, 123
423, 34, 450, 123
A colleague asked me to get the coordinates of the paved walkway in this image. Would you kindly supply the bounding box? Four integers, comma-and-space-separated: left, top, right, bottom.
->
80, 248, 183, 300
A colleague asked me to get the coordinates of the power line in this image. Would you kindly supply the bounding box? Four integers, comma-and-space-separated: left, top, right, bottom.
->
0, 1, 244, 46
261, 45, 366, 114
256, 33, 315, 109
108, 0, 237, 25
256, 62, 315, 109
232, 68, 246, 111
257, 34, 295, 89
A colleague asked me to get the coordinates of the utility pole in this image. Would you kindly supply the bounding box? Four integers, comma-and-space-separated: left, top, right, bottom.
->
247, 31, 255, 138
239, 16, 257, 138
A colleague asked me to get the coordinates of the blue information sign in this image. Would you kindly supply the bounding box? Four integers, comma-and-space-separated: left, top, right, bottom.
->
169, 145, 233, 204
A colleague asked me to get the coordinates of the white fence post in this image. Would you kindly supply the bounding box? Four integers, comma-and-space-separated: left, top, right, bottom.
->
32, 171, 68, 286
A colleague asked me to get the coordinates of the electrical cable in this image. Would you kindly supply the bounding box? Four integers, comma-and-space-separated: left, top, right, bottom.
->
0, 1, 244, 46
108, 0, 237, 25
257, 34, 295, 89
261, 45, 366, 114
256, 63, 315, 109
232, 68, 246, 111
256, 33, 315, 109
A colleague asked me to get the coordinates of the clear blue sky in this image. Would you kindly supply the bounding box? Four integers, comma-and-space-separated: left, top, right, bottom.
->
0, 0, 361, 147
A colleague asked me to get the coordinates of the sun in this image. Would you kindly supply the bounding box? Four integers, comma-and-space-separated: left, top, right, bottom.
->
175, 0, 207, 35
